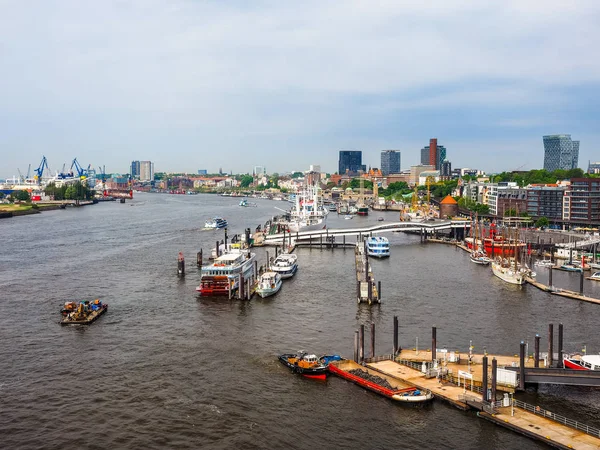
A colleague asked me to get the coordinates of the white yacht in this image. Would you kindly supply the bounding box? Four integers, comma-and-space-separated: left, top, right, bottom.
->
270, 253, 298, 279
205, 217, 228, 229
255, 272, 282, 298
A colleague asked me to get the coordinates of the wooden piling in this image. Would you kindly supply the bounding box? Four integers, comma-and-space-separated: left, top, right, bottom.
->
377, 280, 381, 300
534, 334, 540, 368
558, 323, 564, 368
238, 275, 244, 300
491, 358, 497, 402
432, 326, 437, 362
580, 270, 584, 294
224, 228, 228, 249
548, 324, 554, 367
519, 341, 525, 391
177, 252, 185, 276
393, 315, 398, 355
370, 323, 375, 358
275, 246, 279, 258
197, 250, 202, 267
354, 330, 359, 362
254, 260, 258, 279
548, 265, 553, 287
343, 235, 346, 247
359, 324, 365, 363
482, 355, 488, 402
216, 240, 220, 257
320, 234, 322, 249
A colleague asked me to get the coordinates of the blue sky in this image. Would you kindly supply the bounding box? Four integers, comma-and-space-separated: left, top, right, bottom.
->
1, 0, 599, 177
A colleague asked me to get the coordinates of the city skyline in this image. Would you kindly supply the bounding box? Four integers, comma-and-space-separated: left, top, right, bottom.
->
1, 1, 599, 177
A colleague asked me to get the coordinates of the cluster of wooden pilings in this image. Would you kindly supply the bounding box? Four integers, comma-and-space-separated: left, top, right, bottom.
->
353, 316, 401, 363
354, 240, 381, 305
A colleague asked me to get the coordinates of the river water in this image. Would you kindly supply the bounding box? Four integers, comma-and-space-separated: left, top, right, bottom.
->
1, 193, 599, 450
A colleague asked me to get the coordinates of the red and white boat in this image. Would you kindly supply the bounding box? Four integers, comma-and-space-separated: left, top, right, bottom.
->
465, 222, 526, 257
563, 354, 600, 370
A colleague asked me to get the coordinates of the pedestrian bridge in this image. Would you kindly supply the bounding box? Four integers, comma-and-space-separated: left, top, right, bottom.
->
264, 219, 471, 245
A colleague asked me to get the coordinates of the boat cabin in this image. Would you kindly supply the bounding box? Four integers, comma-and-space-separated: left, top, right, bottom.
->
581, 355, 600, 370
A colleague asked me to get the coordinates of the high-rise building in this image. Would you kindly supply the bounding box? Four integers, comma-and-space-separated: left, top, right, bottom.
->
440, 160, 452, 179
419, 139, 447, 170
543, 135, 579, 171
338, 151, 364, 175
420, 147, 429, 165
380, 150, 401, 175
588, 162, 600, 174
139, 161, 154, 181
131, 161, 140, 178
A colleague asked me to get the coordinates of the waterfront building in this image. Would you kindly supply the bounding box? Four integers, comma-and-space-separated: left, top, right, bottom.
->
526, 185, 567, 220
131, 161, 140, 179
564, 178, 600, 225
139, 161, 154, 182
495, 186, 527, 217
338, 151, 365, 175
197, 169, 207, 175
380, 150, 401, 176
543, 135, 579, 171
409, 165, 434, 186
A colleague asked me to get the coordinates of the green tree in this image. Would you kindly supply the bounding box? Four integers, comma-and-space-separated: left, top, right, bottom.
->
348, 178, 373, 190
291, 172, 303, 179
535, 217, 550, 228
12, 190, 31, 202
240, 175, 254, 188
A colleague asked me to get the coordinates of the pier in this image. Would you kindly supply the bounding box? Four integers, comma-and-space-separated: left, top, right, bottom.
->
344, 319, 600, 449
354, 241, 380, 304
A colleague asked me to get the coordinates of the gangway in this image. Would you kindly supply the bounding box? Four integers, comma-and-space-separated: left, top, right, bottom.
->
263, 219, 471, 245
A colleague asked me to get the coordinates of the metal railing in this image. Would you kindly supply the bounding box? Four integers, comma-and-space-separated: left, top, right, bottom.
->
364, 354, 393, 363
513, 399, 600, 438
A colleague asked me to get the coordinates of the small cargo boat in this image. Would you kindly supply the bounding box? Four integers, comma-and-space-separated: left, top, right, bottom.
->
61, 299, 108, 325
329, 360, 433, 403
279, 352, 329, 380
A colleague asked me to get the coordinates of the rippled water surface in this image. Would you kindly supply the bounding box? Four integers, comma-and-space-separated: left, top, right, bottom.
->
1, 193, 599, 449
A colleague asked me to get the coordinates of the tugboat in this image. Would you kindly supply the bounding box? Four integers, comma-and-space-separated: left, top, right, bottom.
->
279, 352, 329, 379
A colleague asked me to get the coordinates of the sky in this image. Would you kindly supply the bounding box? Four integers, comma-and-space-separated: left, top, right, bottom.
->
1, 0, 600, 178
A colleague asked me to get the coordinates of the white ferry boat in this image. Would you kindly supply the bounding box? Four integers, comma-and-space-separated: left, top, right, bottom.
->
366, 237, 390, 258
288, 184, 327, 233
196, 246, 256, 296
205, 217, 228, 229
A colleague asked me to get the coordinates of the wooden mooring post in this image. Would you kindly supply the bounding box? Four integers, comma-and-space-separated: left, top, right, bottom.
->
519, 341, 525, 391
548, 324, 554, 367
359, 324, 365, 363
534, 334, 540, 368
482, 355, 488, 402
177, 252, 185, 276
197, 249, 203, 267
354, 330, 359, 362
393, 315, 399, 355
370, 323, 375, 358
491, 358, 497, 401
432, 326, 437, 362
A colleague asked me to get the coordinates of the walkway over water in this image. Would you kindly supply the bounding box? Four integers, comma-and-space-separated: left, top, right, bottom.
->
264, 219, 471, 245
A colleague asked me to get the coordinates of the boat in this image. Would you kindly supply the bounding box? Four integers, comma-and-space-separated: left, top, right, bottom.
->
344, 215, 353, 220
60, 299, 108, 325
239, 198, 257, 207
356, 178, 369, 216
269, 253, 298, 279
534, 259, 553, 268
320, 354, 343, 366
205, 217, 228, 229
279, 352, 329, 379
563, 354, 600, 370
255, 272, 282, 298
587, 271, 600, 281
356, 205, 369, 216
470, 250, 491, 265
464, 222, 526, 257
196, 246, 256, 296
366, 236, 390, 258
555, 263, 582, 273
469, 215, 492, 265
328, 360, 433, 403
287, 184, 328, 233
377, 217, 384, 221
327, 203, 337, 212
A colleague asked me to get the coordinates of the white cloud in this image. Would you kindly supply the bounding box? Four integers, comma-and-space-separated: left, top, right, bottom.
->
0, 0, 598, 174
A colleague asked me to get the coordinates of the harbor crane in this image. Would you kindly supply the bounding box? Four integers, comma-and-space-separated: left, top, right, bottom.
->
70, 158, 87, 179
34, 156, 49, 184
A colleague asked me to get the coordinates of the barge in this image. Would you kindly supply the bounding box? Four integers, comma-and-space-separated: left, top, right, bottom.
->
61, 300, 108, 325
329, 360, 433, 403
